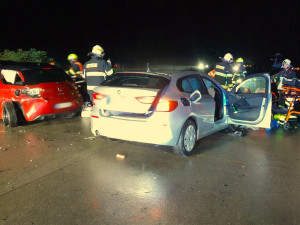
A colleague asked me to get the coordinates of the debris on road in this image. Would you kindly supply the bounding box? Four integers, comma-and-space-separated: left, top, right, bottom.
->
84, 137, 95, 140
116, 154, 125, 159
0, 147, 8, 151
228, 131, 244, 138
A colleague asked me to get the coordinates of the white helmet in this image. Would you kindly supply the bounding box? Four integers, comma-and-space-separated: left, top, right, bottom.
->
224, 53, 233, 63
282, 59, 291, 67
92, 45, 105, 57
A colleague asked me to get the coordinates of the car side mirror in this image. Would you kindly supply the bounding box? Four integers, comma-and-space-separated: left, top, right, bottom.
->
190, 90, 202, 103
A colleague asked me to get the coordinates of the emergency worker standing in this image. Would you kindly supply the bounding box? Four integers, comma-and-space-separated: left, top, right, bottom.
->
66, 54, 83, 77
83, 45, 113, 103
232, 57, 247, 85
210, 53, 234, 90
275, 59, 297, 85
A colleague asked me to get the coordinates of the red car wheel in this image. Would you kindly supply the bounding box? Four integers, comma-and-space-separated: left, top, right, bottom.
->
3, 102, 18, 127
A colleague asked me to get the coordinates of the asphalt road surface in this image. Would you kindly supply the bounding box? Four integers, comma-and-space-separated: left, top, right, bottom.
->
0, 117, 300, 225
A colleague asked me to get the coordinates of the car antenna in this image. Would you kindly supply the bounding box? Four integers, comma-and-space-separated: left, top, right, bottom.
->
146, 62, 151, 72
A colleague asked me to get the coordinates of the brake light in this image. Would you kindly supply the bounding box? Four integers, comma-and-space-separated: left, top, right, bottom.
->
93, 92, 105, 105
93, 92, 105, 100
136, 96, 155, 104
43, 67, 52, 70
156, 100, 178, 112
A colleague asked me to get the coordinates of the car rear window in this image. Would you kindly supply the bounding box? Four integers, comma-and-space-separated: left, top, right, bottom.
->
21, 67, 72, 85
101, 73, 170, 89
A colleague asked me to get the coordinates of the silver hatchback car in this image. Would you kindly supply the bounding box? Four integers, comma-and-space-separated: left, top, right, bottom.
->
91, 71, 272, 156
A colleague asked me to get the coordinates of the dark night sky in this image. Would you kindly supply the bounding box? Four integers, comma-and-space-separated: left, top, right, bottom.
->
0, 0, 299, 68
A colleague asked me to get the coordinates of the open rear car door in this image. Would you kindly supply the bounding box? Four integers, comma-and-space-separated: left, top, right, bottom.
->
227, 73, 272, 128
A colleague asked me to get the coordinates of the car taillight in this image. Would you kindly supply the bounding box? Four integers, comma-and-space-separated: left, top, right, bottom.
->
136, 96, 155, 104
93, 92, 105, 105
93, 92, 105, 100
21, 88, 41, 98
156, 100, 178, 112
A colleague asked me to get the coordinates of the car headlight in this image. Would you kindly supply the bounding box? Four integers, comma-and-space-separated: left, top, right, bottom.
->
198, 63, 205, 70
21, 88, 41, 98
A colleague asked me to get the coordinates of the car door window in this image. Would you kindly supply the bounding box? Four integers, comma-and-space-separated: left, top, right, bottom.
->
236, 77, 266, 94
178, 76, 206, 94
14, 74, 24, 85
181, 79, 192, 93
0, 70, 23, 85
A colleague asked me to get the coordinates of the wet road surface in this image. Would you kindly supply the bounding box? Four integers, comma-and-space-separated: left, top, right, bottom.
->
0, 117, 300, 225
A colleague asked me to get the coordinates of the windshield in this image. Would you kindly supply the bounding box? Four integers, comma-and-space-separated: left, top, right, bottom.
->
101, 73, 170, 89
21, 67, 73, 85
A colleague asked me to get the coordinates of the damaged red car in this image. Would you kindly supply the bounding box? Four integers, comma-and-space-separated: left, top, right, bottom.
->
0, 61, 83, 127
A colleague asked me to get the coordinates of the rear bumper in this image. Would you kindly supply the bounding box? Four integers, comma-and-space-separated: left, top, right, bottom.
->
33, 109, 80, 121
22, 97, 83, 121
91, 107, 182, 146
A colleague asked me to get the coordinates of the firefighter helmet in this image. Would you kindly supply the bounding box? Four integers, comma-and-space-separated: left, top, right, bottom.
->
236, 58, 244, 63
67, 54, 78, 61
92, 45, 105, 57
224, 53, 233, 63
282, 59, 291, 67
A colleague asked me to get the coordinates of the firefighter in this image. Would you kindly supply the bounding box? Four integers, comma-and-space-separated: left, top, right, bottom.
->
211, 53, 234, 90
66, 53, 83, 77
83, 45, 113, 104
275, 59, 298, 107
232, 57, 247, 85
275, 59, 297, 84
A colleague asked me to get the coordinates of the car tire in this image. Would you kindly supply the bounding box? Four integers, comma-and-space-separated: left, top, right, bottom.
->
173, 119, 197, 156
283, 121, 290, 131
3, 102, 18, 127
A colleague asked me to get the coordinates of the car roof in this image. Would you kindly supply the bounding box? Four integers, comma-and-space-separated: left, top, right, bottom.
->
0, 60, 51, 70
114, 70, 207, 80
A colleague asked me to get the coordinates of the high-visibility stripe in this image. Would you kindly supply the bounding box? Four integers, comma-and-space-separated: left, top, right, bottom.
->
86, 72, 106, 76
67, 69, 76, 75
214, 72, 227, 77
75, 80, 86, 84
208, 69, 215, 78
87, 85, 99, 90
106, 69, 113, 75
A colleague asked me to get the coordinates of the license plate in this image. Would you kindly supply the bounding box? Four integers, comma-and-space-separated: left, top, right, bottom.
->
54, 102, 72, 109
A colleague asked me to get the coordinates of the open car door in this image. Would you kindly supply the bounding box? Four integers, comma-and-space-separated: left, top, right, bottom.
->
227, 73, 272, 128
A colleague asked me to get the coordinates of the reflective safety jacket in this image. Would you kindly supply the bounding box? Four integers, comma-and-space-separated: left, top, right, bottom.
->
208, 69, 215, 78
67, 61, 83, 76
275, 67, 297, 83
232, 63, 247, 84
83, 56, 113, 92
213, 61, 233, 89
